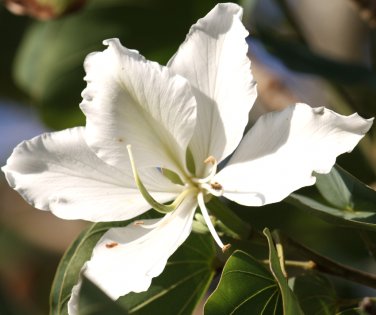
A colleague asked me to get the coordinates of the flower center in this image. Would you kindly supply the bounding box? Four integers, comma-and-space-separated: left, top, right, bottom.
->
190, 156, 229, 252
127, 145, 229, 252
190, 155, 223, 197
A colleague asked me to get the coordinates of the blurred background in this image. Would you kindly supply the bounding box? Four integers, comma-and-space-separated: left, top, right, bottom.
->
0, 0, 375, 313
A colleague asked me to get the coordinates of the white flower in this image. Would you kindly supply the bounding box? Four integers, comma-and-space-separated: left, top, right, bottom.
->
2, 2, 373, 312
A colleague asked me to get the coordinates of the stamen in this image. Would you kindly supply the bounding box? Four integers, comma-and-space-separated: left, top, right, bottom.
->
191, 156, 218, 184
127, 145, 175, 214
105, 242, 119, 249
197, 191, 230, 251
200, 183, 223, 197
211, 182, 222, 190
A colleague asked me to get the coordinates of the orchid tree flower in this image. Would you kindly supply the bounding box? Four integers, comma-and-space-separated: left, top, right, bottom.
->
2, 2, 373, 313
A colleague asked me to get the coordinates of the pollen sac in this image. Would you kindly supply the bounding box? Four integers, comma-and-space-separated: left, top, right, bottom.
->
211, 181, 222, 190
105, 242, 119, 249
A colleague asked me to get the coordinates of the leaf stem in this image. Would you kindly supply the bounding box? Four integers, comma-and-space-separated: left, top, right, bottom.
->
262, 259, 316, 270
271, 230, 287, 277
279, 232, 376, 289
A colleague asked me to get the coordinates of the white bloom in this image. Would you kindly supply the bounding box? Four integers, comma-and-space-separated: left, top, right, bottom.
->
2, 2, 373, 313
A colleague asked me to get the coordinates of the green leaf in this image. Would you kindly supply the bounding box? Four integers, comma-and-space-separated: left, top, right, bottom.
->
205, 229, 304, 315
315, 167, 353, 210
79, 277, 128, 315
13, 0, 222, 129
0, 7, 29, 100
50, 221, 131, 315
117, 232, 216, 315
316, 166, 376, 212
290, 273, 337, 315
263, 228, 304, 315
14, 2, 172, 129
287, 166, 376, 231
51, 217, 215, 315
204, 250, 283, 315
288, 193, 376, 231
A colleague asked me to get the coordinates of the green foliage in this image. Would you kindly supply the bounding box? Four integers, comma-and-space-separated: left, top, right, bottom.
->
289, 273, 337, 315
205, 229, 304, 315
263, 228, 304, 315
12, 0, 221, 129
205, 250, 284, 315
79, 277, 128, 315
50, 217, 215, 315
50, 221, 131, 315
117, 233, 216, 315
288, 166, 376, 231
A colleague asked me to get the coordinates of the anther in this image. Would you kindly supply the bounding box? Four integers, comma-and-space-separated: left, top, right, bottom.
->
192, 156, 218, 184
105, 242, 119, 249
204, 156, 216, 164
222, 244, 231, 253
211, 181, 222, 190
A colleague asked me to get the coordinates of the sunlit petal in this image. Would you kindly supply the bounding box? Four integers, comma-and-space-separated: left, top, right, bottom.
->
82, 194, 197, 299
2, 127, 181, 221
215, 103, 373, 206
81, 38, 197, 176
168, 3, 257, 176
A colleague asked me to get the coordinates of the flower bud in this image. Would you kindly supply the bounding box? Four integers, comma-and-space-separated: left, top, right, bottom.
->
4, 0, 87, 20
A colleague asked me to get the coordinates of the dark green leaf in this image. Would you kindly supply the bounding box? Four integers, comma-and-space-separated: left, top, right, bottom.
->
288, 194, 376, 231
204, 250, 283, 315
51, 216, 215, 315
118, 233, 216, 315
50, 221, 131, 315
0, 7, 29, 100
316, 166, 376, 212
14, 2, 174, 129
263, 228, 304, 315
315, 167, 353, 210
13, 0, 222, 129
79, 277, 128, 315
287, 166, 376, 231
290, 273, 337, 315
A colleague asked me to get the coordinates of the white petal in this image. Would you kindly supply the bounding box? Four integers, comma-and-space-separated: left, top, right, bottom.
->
215, 104, 373, 206
2, 127, 181, 222
168, 3, 257, 176
83, 194, 197, 299
81, 38, 197, 176
67, 281, 81, 315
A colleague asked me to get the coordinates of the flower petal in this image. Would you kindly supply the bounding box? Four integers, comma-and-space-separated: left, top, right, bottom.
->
2, 127, 181, 222
81, 38, 197, 176
168, 3, 257, 176
215, 103, 373, 206
82, 194, 197, 299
